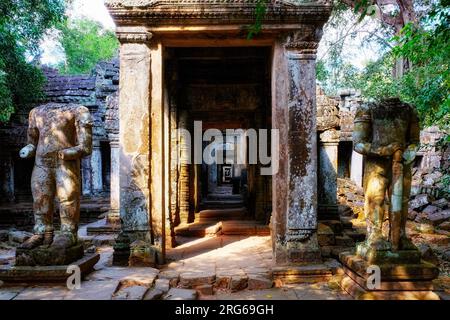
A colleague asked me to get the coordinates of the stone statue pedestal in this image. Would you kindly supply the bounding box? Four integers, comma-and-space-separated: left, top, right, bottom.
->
339, 251, 440, 300
0, 253, 99, 283
15, 244, 84, 266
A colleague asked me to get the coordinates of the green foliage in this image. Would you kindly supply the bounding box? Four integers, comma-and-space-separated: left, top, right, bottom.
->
320, 0, 449, 130
391, 4, 450, 128
0, 0, 66, 122
355, 2, 450, 128
58, 19, 119, 75
247, 0, 269, 39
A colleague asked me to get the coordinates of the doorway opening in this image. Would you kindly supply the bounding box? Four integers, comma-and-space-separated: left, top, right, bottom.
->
165, 47, 273, 248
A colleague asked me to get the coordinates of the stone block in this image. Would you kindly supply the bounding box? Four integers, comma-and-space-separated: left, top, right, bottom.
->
179, 271, 215, 288
272, 264, 333, 285
427, 210, 450, 226
113, 285, 148, 300
158, 270, 179, 287
437, 221, 450, 231
15, 243, 84, 266
335, 235, 354, 247
143, 288, 164, 300
417, 244, 440, 266
196, 284, 213, 296
409, 194, 432, 210
120, 273, 157, 288
230, 275, 248, 292
64, 280, 119, 300
163, 288, 197, 300
432, 198, 448, 209
86, 267, 159, 282
317, 223, 335, 246
247, 275, 273, 290
422, 205, 439, 215
154, 278, 170, 293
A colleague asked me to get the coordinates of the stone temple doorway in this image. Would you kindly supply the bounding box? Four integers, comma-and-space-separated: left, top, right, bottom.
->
165, 47, 272, 246
107, 0, 332, 269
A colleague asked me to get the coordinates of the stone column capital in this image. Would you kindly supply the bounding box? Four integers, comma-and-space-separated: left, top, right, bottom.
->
319, 129, 340, 145
283, 27, 323, 57
109, 134, 120, 146
116, 30, 153, 45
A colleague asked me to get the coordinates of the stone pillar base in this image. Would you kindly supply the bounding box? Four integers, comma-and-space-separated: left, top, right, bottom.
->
339, 251, 440, 300
286, 233, 322, 264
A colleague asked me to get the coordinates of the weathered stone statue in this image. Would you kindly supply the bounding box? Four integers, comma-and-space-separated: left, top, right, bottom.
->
353, 98, 420, 261
339, 98, 439, 299
19, 103, 93, 252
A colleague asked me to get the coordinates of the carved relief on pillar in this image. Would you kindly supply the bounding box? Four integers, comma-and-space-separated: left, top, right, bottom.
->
317, 86, 340, 132
284, 26, 323, 56
277, 26, 323, 263
116, 33, 153, 238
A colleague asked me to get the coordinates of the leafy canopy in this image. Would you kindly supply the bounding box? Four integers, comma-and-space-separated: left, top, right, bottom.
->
0, 0, 66, 122
57, 18, 119, 75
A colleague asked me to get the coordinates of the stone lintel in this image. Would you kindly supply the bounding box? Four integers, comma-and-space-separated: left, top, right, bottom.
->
106, 1, 332, 27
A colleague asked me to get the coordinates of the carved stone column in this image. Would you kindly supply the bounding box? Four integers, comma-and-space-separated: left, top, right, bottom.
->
81, 157, 92, 196
113, 29, 154, 266
105, 93, 120, 223
319, 129, 340, 206
272, 28, 323, 265
178, 109, 190, 225
91, 140, 103, 194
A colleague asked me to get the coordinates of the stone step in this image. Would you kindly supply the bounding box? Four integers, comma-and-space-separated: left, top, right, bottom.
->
221, 220, 270, 236
343, 229, 366, 242
340, 217, 354, 229
200, 200, 245, 210
207, 194, 243, 201
174, 222, 222, 237
335, 235, 355, 247
198, 208, 246, 222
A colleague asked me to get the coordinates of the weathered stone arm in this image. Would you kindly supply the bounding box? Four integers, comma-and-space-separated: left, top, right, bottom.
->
58, 107, 93, 160
19, 108, 38, 159
403, 106, 421, 165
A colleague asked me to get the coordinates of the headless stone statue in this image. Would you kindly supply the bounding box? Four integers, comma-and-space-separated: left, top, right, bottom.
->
353, 98, 420, 263
19, 103, 93, 252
